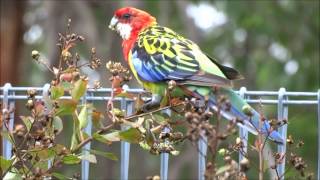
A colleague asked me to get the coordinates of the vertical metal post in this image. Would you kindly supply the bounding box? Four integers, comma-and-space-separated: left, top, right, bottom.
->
2, 83, 14, 159
81, 91, 93, 180
317, 90, 320, 180
42, 84, 51, 169
160, 117, 170, 180
277, 88, 288, 179
239, 87, 248, 162
120, 85, 131, 180
198, 132, 207, 180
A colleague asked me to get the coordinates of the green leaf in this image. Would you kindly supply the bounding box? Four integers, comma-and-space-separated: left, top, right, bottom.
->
52, 144, 69, 155
78, 105, 88, 129
0, 156, 13, 172
93, 132, 120, 144
61, 81, 73, 90
51, 85, 64, 100
87, 149, 118, 161
53, 116, 63, 134
20, 116, 34, 132
78, 154, 97, 163
3, 167, 22, 180
33, 160, 48, 170
92, 110, 104, 128
112, 108, 125, 117
170, 150, 180, 156
62, 154, 81, 165
119, 128, 142, 144
102, 131, 121, 142
82, 131, 90, 140
55, 99, 77, 116
29, 148, 55, 160
145, 129, 156, 146
139, 142, 151, 151
52, 172, 71, 180
115, 91, 135, 99
152, 114, 167, 125
71, 79, 87, 101
0, 131, 14, 144
70, 114, 81, 151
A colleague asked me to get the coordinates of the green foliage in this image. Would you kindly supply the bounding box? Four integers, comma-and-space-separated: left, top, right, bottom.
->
62, 154, 81, 165
20, 116, 33, 132
71, 79, 88, 101
118, 128, 143, 144
0, 156, 13, 172
55, 99, 77, 116
50, 85, 64, 100
86, 149, 118, 161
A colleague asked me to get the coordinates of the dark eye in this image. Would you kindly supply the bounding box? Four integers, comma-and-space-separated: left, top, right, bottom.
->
122, 13, 131, 19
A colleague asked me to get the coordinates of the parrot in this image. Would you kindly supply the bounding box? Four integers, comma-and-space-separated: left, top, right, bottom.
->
108, 7, 284, 144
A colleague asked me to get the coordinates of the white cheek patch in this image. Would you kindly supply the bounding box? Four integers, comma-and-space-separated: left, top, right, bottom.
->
116, 23, 132, 40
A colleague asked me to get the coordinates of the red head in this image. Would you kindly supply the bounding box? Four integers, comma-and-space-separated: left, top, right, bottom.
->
109, 7, 156, 40
109, 7, 157, 60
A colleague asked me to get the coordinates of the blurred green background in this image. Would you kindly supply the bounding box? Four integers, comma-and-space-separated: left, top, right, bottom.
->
1, 0, 319, 179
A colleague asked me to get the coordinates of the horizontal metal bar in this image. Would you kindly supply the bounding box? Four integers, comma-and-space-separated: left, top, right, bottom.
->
0, 86, 318, 97
0, 87, 145, 93
0, 95, 318, 105
245, 99, 318, 105
244, 91, 318, 96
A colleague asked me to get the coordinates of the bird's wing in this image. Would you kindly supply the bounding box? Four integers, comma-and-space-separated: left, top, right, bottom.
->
130, 25, 241, 87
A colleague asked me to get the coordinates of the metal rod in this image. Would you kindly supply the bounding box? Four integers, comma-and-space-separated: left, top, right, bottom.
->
41, 84, 51, 170
0, 95, 317, 105
160, 125, 170, 180
277, 88, 288, 180
239, 87, 248, 163
2, 83, 13, 159
1, 85, 320, 179
120, 85, 131, 180
81, 91, 93, 180
198, 133, 207, 180
1, 86, 318, 97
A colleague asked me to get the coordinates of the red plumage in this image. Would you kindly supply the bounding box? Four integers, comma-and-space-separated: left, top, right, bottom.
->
113, 7, 157, 60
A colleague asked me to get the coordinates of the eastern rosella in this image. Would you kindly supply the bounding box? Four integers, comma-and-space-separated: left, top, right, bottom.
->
109, 7, 283, 144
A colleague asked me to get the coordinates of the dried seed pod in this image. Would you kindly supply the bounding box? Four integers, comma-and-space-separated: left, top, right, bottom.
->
31, 50, 40, 61
71, 33, 77, 39
91, 47, 96, 54
224, 155, 232, 164
218, 148, 228, 156
62, 51, 72, 61
93, 80, 101, 89
240, 157, 250, 172
59, 73, 73, 82
77, 35, 85, 41
27, 89, 37, 98
25, 99, 34, 110
236, 137, 242, 145
184, 112, 193, 122
287, 135, 294, 145
152, 175, 160, 180
106, 61, 113, 70
242, 105, 253, 117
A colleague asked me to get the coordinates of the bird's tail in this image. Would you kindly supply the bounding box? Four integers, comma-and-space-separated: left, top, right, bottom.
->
208, 88, 284, 144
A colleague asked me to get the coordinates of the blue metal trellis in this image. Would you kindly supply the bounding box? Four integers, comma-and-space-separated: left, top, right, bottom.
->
1, 84, 319, 180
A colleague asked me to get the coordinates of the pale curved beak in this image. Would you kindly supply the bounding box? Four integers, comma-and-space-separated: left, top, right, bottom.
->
109, 16, 119, 30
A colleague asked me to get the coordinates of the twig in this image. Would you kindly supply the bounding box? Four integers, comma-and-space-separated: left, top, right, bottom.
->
258, 108, 264, 180
124, 102, 184, 121
38, 59, 54, 74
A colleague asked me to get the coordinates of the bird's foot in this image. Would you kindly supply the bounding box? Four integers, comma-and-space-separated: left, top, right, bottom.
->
137, 94, 162, 113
